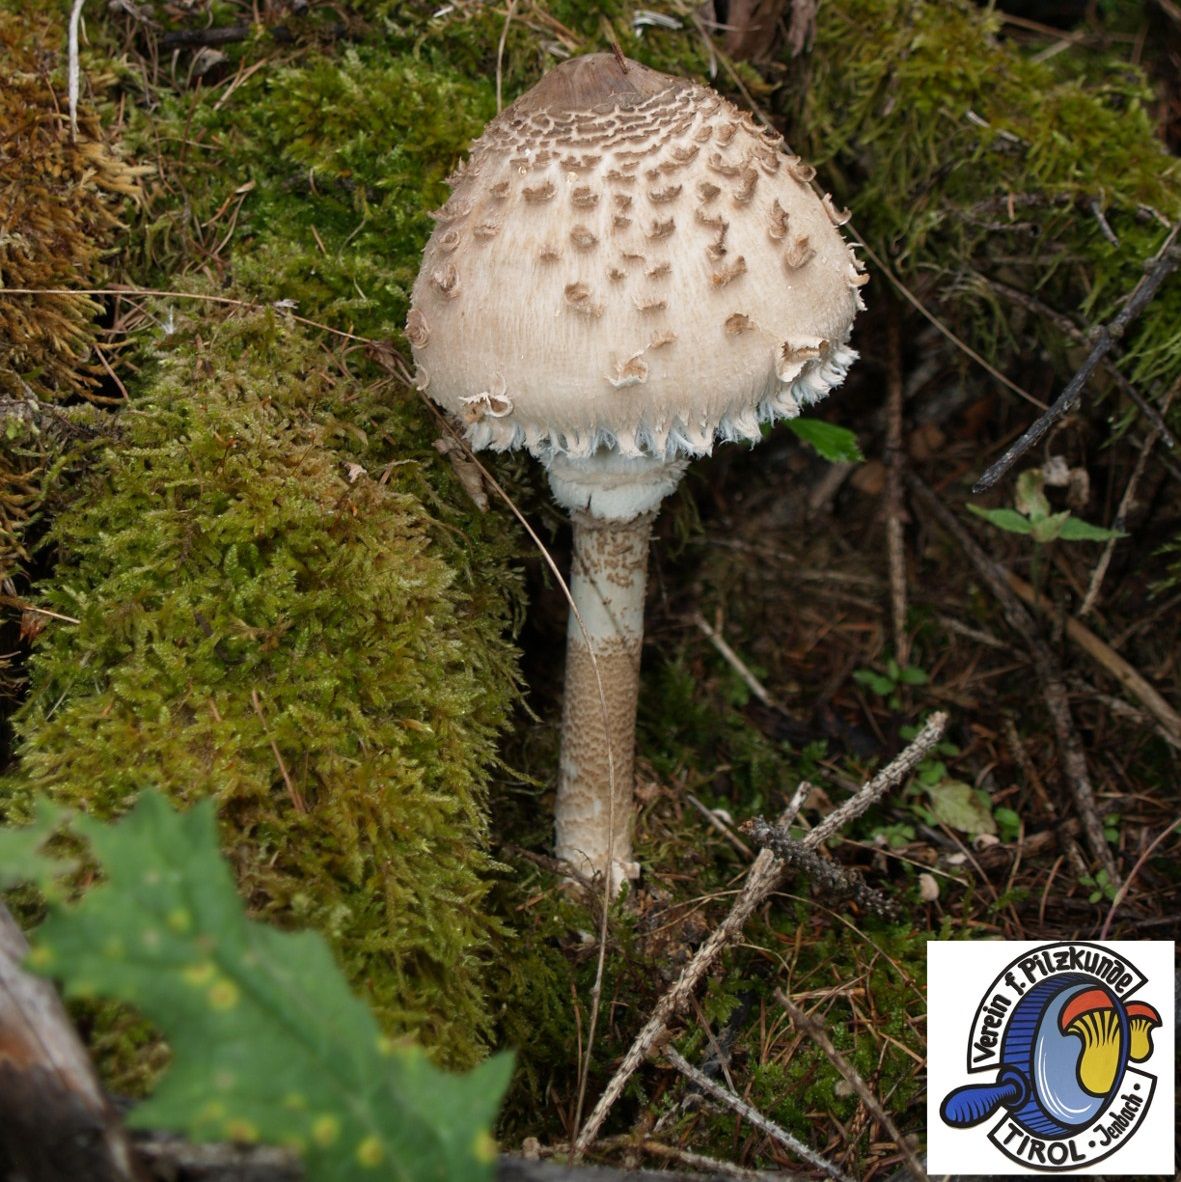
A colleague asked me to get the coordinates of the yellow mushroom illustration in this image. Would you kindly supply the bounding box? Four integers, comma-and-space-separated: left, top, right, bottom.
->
1059, 988, 1121, 1096
1125, 1002, 1162, 1063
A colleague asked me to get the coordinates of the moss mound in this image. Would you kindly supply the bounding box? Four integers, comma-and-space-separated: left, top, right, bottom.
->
1, 310, 521, 1069
802, 0, 1181, 390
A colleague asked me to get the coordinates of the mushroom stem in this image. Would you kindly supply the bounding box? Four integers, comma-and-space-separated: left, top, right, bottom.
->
547, 452, 687, 892
556, 510, 652, 891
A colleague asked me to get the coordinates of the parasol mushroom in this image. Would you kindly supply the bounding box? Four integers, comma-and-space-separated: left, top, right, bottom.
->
408, 52, 864, 891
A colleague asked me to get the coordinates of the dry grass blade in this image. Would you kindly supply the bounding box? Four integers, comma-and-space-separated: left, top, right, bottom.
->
1004, 572, 1181, 748
974, 220, 1181, 492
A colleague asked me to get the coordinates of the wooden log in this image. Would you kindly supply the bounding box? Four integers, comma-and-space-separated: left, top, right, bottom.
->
0, 901, 145, 1182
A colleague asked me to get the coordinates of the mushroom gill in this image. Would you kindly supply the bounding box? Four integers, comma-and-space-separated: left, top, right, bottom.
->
1059, 987, 1122, 1096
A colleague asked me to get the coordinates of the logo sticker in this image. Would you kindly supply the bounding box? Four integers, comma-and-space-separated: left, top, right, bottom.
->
928, 941, 1174, 1174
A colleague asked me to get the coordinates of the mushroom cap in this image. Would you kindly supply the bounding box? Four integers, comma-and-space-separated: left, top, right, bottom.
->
409, 53, 864, 461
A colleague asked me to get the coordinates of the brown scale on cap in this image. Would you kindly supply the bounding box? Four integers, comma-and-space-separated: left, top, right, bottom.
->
570, 225, 599, 250
648, 184, 682, 204
695, 208, 726, 232
822, 193, 852, 226
606, 353, 649, 387
429, 197, 471, 223
710, 256, 747, 287
732, 167, 758, 205
564, 281, 602, 316
724, 312, 754, 335
406, 308, 429, 348
431, 264, 459, 298
787, 159, 816, 184
571, 187, 600, 208
633, 295, 668, 313
523, 180, 556, 202
768, 199, 790, 241
783, 235, 815, 269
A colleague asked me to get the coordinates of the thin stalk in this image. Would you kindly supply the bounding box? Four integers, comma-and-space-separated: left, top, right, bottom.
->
555, 510, 654, 893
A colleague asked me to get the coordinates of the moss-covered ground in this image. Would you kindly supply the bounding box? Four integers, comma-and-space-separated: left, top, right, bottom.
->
1, 0, 1178, 1175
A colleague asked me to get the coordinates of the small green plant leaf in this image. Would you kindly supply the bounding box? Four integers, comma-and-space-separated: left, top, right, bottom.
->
994, 807, 1022, 843
25, 791, 509, 1182
966, 505, 1033, 534
853, 668, 895, 696
785, 419, 864, 463
1029, 510, 1072, 543
926, 780, 998, 837
1056, 517, 1127, 542
895, 665, 929, 687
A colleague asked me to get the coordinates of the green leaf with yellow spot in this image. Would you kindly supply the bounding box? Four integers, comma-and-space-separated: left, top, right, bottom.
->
24, 791, 510, 1181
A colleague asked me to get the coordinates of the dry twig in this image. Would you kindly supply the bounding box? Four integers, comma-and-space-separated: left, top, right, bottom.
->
775, 992, 928, 1182
691, 611, 785, 712
885, 314, 909, 665
908, 475, 1121, 885
1004, 571, 1181, 747
572, 713, 948, 1157
988, 278, 1179, 458
974, 221, 1181, 491
1080, 383, 1177, 616
664, 1047, 853, 1182
742, 818, 900, 919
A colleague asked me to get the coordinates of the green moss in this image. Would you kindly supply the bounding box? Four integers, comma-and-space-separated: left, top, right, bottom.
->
669, 917, 926, 1161
2, 310, 522, 1070
800, 0, 1180, 402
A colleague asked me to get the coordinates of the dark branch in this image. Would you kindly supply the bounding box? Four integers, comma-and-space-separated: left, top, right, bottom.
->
742, 817, 900, 919
973, 222, 1181, 492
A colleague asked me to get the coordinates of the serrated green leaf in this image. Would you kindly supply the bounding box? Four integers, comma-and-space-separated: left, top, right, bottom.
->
926, 780, 997, 837
785, 419, 864, 463
966, 504, 1033, 534
0, 798, 70, 891
1056, 516, 1127, 542
31, 791, 508, 1182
